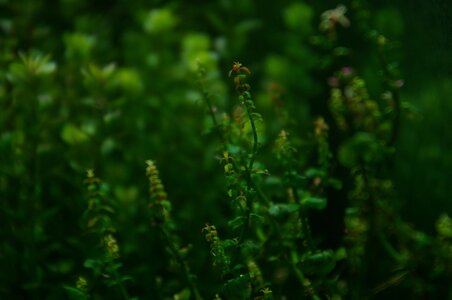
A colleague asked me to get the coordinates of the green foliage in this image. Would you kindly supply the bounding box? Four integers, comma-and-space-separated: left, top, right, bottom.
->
0, 1, 450, 299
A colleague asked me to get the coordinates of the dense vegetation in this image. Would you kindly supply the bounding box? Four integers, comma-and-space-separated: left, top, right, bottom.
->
1, 0, 451, 299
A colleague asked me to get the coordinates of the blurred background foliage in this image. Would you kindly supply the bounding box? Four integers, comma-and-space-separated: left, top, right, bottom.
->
0, 0, 451, 299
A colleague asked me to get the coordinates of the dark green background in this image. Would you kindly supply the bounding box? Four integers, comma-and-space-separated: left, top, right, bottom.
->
1, 0, 451, 298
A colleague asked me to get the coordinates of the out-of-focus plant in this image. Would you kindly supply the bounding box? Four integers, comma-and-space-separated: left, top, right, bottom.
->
64, 170, 132, 300
146, 160, 202, 300
0, 1, 450, 299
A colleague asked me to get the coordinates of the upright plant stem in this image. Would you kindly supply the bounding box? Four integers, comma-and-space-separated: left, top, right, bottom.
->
112, 267, 130, 300
200, 76, 261, 246
200, 84, 226, 145
29, 80, 39, 201
272, 220, 319, 299
237, 94, 259, 246
243, 97, 258, 172
161, 227, 202, 300
360, 163, 377, 295
291, 187, 314, 251
377, 48, 401, 147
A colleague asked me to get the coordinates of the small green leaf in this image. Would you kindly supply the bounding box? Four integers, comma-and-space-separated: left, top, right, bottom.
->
173, 288, 191, 300
283, 2, 314, 35
300, 250, 336, 275
333, 47, 350, 57
61, 124, 89, 145
83, 259, 101, 271
335, 247, 347, 260
328, 178, 343, 189
250, 213, 264, 224
268, 203, 300, 217
143, 9, 178, 34
63, 286, 88, 300
305, 168, 326, 178
338, 133, 381, 167
228, 216, 245, 230
301, 197, 327, 210
436, 214, 452, 238
221, 239, 238, 249
241, 240, 259, 258
223, 274, 252, 299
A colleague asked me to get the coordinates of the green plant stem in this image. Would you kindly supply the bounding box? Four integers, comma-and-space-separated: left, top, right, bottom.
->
362, 165, 403, 263
389, 89, 401, 146
360, 163, 377, 294
237, 95, 259, 247
371, 270, 408, 296
29, 81, 39, 201
377, 48, 401, 147
111, 266, 130, 300
201, 79, 261, 247
377, 232, 404, 262
237, 165, 253, 247
204, 93, 270, 207
243, 98, 258, 172
282, 158, 314, 251
94, 93, 107, 173
291, 187, 314, 251
287, 257, 320, 300
200, 77, 270, 267
359, 163, 403, 294
254, 182, 271, 206
200, 86, 226, 145
200, 78, 265, 197
24, 80, 40, 287
160, 226, 202, 300
272, 220, 319, 299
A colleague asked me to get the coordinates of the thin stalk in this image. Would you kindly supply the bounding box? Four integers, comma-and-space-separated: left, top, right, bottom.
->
388, 90, 401, 146
111, 266, 130, 300
29, 80, 39, 201
237, 95, 259, 246
203, 95, 269, 207
160, 227, 202, 300
200, 82, 226, 145
253, 181, 271, 206
200, 78, 261, 247
243, 97, 258, 172
359, 163, 403, 295
272, 220, 319, 299
371, 270, 408, 296
237, 165, 253, 246
287, 257, 320, 300
360, 163, 403, 264
291, 187, 314, 251
377, 48, 401, 147
24, 79, 40, 289
360, 163, 377, 295
377, 232, 404, 262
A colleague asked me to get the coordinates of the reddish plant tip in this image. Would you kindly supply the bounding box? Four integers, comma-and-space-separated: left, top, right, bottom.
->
229, 61, 251, 77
